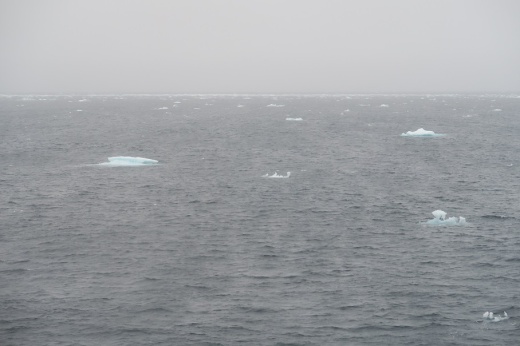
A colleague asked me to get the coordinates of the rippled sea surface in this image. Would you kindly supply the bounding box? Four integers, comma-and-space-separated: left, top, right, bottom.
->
1, 95, 519, 345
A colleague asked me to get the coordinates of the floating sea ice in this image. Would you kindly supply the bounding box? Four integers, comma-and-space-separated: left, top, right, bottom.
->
266, 104, 284, 107
492, 109, 502, 112
380, 104, 389, 107
401, 128, 443, 137
426, 210, 466, 226
286, 117, 303, 121
262, 172, 291, 178
99, 156, 159, 166
156, 106, 168, 110
483, 311, 508, 322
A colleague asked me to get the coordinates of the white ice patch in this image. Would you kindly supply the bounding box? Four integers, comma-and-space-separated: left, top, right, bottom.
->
483, 311, 508, 322
380, 104, 389, 107
99, 156, 159, 166
267, 104, 285, 107
492, 109, 502, 112
401, 128, 443, 137
286, 117, 303, 121
426, 210, 466, 226
262, 172, 291, 178
156, 107, 168, 110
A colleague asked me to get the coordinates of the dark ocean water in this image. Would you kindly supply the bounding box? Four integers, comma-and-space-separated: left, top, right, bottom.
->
1, 94, 519, 345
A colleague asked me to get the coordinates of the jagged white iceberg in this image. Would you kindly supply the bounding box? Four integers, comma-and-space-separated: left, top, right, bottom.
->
286, 117, 303, 121
99, 156, 159, 166
426, 210, 466, 226
401, 128, 443, 137
262, 172, 291, 178
483, 311, 508, 322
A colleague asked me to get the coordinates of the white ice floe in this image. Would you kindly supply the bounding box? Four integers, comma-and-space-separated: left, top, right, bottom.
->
483, 311, 508, 322
286, 117, 303, 121
492, 109, 502, 112
426, 210, 466, 226
266, 104, 285, 107
156, 107, 168, 110
262, 172, 291, 178
99, 156, 159, 166
401, 128, 443, 137
380, 104, 389, 107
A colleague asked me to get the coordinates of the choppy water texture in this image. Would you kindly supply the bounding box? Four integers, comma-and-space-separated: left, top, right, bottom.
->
1, 94, 520, 345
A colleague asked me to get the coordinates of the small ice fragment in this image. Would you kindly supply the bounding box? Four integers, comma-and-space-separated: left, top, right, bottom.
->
426, 210, 466, 226
286, 117, 303, 121
401, 128, 441, 137
99, 156, 159, 166
263, 172, 291, 178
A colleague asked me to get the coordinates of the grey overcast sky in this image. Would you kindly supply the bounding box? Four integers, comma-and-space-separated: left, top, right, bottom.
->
1, 0, 519, 94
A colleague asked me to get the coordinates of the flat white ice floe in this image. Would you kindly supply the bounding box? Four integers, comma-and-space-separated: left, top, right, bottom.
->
262, 172, 291, 178
380, 104, 389, 107
266, 104, 284, 107
483, 311, 508, 322
286, 117, 303, 121
401, 128, 443, 137
99, 156, 159, 166
426, 210, 466, 226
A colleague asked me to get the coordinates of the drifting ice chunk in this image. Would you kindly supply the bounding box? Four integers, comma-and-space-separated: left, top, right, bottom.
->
100, 156, 159, 166
380, 104, 389, 107
426, 210, 466, 226
266, 104, 284, 107
401, 128, 442, 137
286, 117, 303, 121
262, 172, 291, 178
483, 311, 508, 322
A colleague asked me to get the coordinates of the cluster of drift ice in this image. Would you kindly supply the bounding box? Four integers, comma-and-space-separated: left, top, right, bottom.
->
262, 172, 291, 179
483, 311, 508, 322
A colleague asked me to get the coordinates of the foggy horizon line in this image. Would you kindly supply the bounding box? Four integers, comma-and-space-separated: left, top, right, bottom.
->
2, 91, 520, 97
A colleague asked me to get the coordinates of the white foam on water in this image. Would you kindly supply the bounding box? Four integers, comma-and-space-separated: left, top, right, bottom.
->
401, 128, 444, 137
426, 210, 466, 226
483, 311, 508, 322
262, 172, 291, 178
98, 156, 159, 167
286, 117, 303, 121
